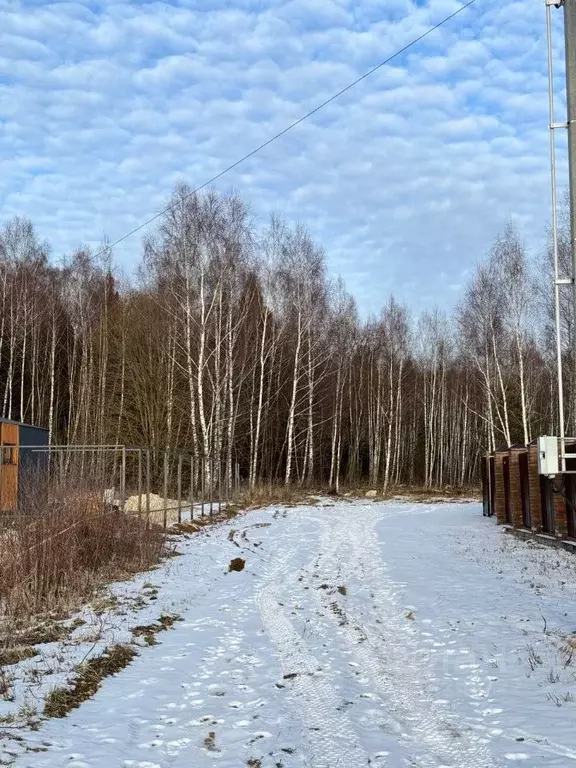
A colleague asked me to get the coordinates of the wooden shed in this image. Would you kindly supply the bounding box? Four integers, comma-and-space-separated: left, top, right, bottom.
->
0, 419, 49, 512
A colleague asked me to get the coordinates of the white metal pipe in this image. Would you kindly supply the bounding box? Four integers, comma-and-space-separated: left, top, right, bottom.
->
548, 1, 567, 470
564, 0, 576, 451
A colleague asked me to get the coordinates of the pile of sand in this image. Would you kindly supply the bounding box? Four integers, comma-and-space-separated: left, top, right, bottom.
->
123, 493, 186, 525
124, 493, 181, 513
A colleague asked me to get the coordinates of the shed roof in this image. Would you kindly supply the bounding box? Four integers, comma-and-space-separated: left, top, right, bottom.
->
0, 418, 48, 432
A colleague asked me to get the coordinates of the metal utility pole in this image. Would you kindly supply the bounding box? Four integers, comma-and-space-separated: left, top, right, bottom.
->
547, 0, 568, 468
546, 0, 576, 467
565, 0, 576, 376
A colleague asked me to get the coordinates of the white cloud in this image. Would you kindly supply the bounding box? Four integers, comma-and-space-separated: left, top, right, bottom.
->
0, 0, 566, 316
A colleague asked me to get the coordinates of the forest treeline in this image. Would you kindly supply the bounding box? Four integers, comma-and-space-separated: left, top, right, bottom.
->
0, 183, 569, 489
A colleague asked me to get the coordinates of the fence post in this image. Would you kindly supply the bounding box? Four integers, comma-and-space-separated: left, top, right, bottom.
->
120, 446, 126, 512
58, 449, 64, 488
137, 449, 143, 518
218, 461, 222, 514
209, 456, 214, 517
190, 455, 194, 521
145, 449, 151, 528
163, 450, 169, 529
201, 457, 205, 518
177, 453, 183, 525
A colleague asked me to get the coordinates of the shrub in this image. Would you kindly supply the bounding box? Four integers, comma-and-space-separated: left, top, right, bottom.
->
0, 475, 167, 626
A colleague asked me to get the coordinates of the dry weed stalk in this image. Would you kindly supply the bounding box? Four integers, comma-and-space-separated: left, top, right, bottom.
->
0, 471, 166, 640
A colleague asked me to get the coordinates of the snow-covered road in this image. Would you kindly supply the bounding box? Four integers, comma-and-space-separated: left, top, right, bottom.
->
12, 501, 576, 767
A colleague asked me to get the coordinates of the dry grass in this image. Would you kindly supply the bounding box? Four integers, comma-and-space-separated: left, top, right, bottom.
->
393, 485, 480, 500
0, 646, 37, 666
131, 613, 183, 646
204, 731, 217, 751
43, 644, 137, 718
350, 484, 480, 501
0, 476, 167, 639
228, 483, 323, 511
228, 482, 479, 510
172, 506, 240, 535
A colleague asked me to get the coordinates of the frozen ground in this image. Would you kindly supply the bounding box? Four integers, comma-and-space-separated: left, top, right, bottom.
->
5, 500, 576, 767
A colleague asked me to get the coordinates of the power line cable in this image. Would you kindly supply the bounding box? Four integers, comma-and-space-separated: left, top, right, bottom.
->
90, 0, 478, 260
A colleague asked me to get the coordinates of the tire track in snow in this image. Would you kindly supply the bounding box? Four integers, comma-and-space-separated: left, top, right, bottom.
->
313, 506, 498, 768
256, 512, 370, 767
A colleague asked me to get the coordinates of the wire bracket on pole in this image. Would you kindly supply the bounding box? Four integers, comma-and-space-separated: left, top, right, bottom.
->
556, 277, 575, 284
546, 0, 564, 8
551, 121, 569, 129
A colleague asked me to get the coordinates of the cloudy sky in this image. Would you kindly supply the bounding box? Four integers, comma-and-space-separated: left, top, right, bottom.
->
0, 0, 568, 316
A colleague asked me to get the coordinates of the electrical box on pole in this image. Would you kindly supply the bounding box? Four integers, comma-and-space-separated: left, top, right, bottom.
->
537, 436, 559, 476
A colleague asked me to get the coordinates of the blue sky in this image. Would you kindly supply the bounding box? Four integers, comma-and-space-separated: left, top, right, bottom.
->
0, 0, 568, 316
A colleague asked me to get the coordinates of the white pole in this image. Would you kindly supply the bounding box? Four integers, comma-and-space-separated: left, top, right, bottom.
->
547, 0, 567, 469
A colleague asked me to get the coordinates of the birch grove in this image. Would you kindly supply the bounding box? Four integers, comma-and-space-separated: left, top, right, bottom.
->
0, 188, 566, 489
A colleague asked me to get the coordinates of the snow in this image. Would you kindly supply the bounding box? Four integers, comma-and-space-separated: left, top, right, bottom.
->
4, 500, 576, 766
